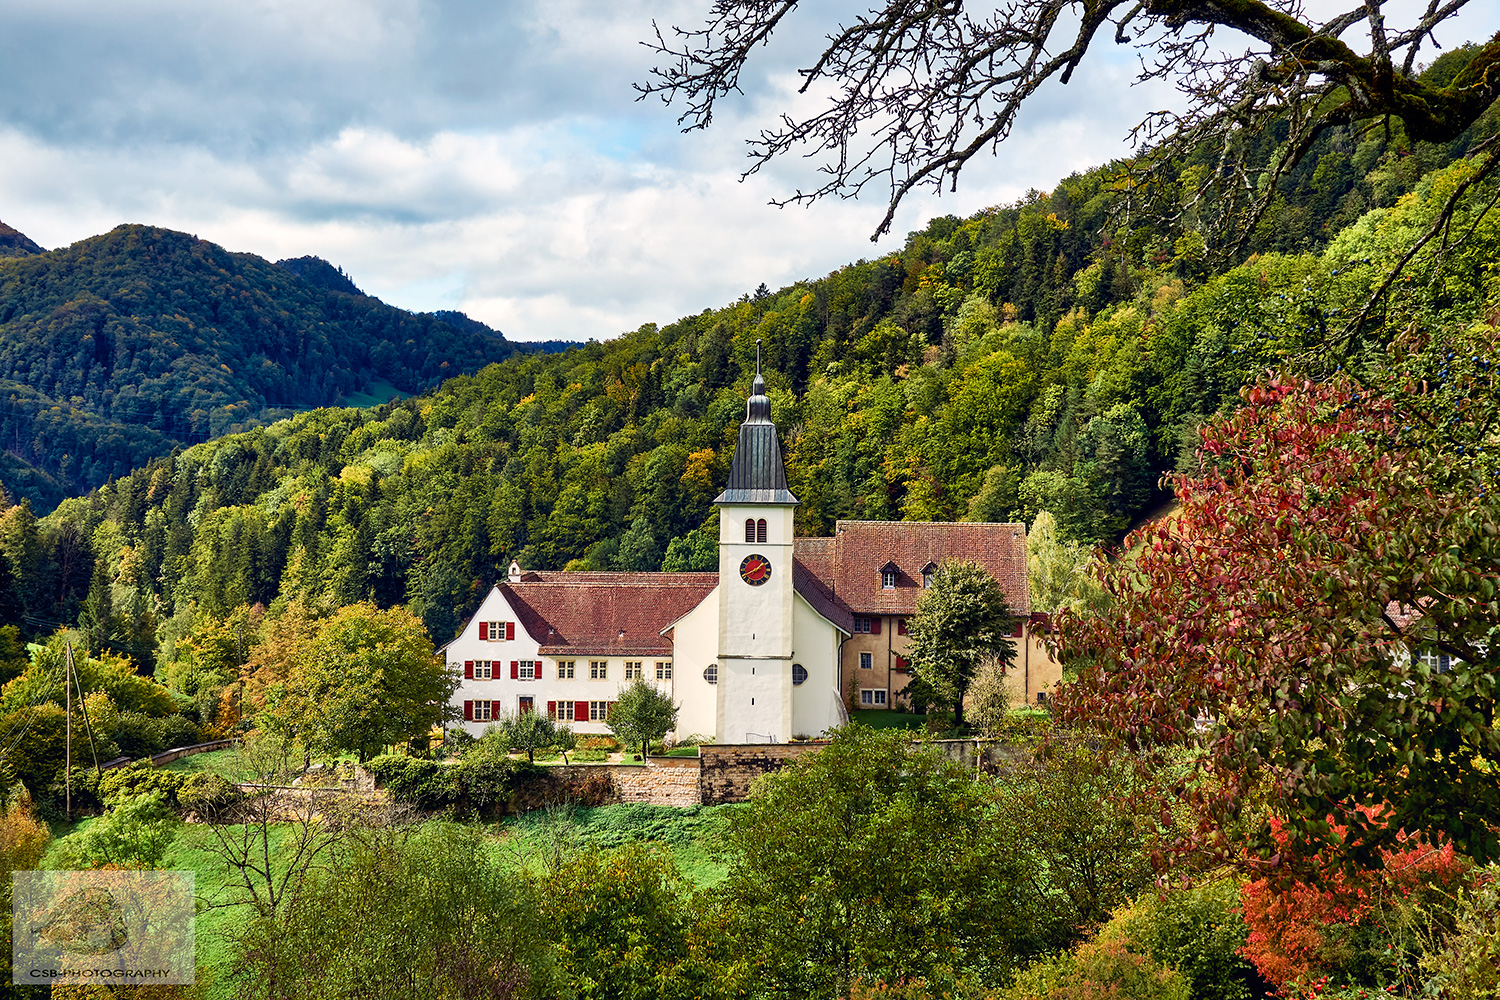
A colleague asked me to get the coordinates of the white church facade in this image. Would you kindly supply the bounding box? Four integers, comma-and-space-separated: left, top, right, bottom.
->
446, 365, 1057, 743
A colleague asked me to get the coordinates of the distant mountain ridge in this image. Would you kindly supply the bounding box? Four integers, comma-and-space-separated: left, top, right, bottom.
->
0, 221, 45, 258
0, 222, 559, 508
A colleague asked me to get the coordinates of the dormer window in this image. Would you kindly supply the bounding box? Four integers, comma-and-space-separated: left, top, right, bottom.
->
921, 562, 938, 588
882, 569, 897, 589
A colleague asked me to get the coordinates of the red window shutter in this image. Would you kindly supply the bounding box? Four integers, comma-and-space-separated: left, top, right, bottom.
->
547, 701, 556, 717
510, 660, 519, 680
870, 617, 881, 635
492, 700, 502, 719
463, 700, 473, 721
607, 701, 617, 720
575, 701, 588, 722
897, 619, 908, 636
464, 660, 474, 679
479, 621, 488, 641
506, 621, 515, 641
1011, 622, 1023, 638
896, 655, 907, 670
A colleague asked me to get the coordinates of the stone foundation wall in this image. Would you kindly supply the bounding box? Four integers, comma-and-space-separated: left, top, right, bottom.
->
549, 760, 703, 808
698, 743, 824, 805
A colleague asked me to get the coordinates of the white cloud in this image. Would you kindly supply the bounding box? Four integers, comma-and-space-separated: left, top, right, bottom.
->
1, 1, 1496, 342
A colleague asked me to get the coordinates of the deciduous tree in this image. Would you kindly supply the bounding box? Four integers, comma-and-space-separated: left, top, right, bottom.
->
606, 678, 680, 760
904, 559, 1017, 729
1056, 322, 1500, 869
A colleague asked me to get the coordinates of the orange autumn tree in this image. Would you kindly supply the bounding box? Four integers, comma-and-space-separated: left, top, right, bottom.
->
1055, 323, 1500, 870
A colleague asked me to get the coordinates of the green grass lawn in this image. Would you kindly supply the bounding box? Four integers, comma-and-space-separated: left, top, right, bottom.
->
159, 748, 239, 775
848, 709, 931, 730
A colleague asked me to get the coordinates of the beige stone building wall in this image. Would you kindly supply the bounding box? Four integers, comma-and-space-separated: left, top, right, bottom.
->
839, 618, 1064, 712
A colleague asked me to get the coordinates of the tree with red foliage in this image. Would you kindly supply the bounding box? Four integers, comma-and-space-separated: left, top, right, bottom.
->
1055, 323, 1500, 871
1239, 813, 1473, 990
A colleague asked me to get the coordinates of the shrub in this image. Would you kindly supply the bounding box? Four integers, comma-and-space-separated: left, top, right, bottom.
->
1004, 935, 1191, 1000
177, 772, 242, 816
365, 755, 455, 810
578, 735, 619, 752
110, 712, 167, 758
1105, 878, 1255, 1000
1416, 872, 1500, 1000
51, 793, 180, 870
157, 715, 202, 750
97, 762, 188, 809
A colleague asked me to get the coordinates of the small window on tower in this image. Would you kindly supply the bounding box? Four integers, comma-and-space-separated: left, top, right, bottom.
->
792, 663, 807, 686
703, 664, 718, 685
745, 519, 756, 542
756, 518, 767, 543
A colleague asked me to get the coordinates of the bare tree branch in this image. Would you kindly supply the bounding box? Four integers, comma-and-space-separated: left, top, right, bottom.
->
639, 0, 1500, 242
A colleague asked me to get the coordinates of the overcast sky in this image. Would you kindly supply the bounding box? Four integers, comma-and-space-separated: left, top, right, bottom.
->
2, 1, 1495, 343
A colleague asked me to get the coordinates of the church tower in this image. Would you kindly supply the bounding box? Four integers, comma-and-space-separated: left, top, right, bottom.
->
713, 342, 797, 742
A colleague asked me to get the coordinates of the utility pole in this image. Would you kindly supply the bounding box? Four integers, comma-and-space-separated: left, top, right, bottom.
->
65, 641, 72, 822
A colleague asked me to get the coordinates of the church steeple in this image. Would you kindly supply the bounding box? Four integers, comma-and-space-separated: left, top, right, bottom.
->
715, 341, 798, 505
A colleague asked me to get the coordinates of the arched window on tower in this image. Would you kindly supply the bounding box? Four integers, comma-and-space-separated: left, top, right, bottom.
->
756, 518, 767, 543
745, 519, 756, 543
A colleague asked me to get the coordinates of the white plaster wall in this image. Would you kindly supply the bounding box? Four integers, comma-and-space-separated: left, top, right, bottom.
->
667, 587, 721, 740
722, 657, 789, 744
446, 586, 544, 736
791, 593, 845, 738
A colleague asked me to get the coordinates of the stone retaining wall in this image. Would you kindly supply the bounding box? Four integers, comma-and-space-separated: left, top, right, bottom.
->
698, 743, 823, 805
549, 761, 703, 808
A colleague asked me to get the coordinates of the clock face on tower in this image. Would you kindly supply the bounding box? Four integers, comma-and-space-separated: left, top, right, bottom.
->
739, 554, 772, 586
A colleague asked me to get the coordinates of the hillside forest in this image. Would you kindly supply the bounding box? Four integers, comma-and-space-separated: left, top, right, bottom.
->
0, 224, 554, 507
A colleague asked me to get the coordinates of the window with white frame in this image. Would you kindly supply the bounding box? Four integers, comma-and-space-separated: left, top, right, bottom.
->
853, 616, 872, 633
655, 661, 672, 680
859, 652, 873, 670
553, 700, 575, 722
557, 660, 575, 679
1416, 648, 1457, 673
589, 700, 609, 722
473, 701, 493, 721
518, 660, 538, 681
590, 660, 608, 680
881, 569, 897, 589
703, 664, 718, 685
474, 660, 493, 680
624, 660, 643, 679
860, 689, 888, 707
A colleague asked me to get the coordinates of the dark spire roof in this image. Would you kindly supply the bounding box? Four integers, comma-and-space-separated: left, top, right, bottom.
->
715, 341, 798, 506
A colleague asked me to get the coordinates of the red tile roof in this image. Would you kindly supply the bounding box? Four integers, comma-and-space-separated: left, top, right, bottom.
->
500, 573, 718, 656
795, 520, 1029, 616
